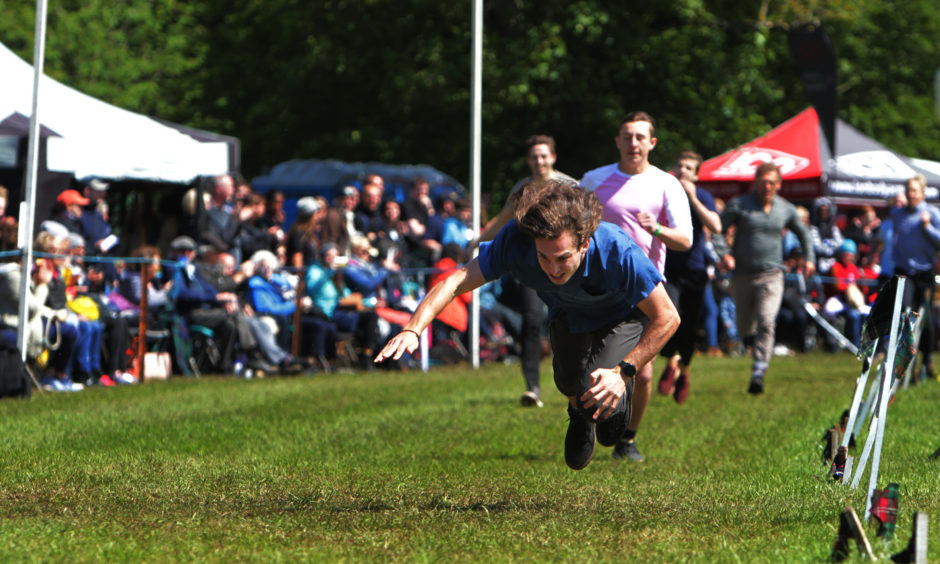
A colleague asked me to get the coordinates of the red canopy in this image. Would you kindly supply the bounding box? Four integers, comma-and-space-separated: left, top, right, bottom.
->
698, 108, 826, 201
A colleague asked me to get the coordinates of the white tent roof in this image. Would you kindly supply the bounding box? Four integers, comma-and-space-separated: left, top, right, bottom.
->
0, 41, 232, 183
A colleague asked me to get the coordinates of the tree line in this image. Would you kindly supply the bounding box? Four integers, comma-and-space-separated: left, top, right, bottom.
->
2, 0, 938, 209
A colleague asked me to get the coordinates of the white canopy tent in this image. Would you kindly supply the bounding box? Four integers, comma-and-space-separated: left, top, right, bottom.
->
0, 40, 235, 183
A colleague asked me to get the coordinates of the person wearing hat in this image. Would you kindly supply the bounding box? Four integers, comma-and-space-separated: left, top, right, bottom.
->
53, 189, 89, 235
825, 238, 874, 348
79, 177, 119, 256
169, 234, 254, 375
285, 196, 322, 270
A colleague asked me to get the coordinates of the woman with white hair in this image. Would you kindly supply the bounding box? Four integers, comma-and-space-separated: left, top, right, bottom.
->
246, 250, 335, 367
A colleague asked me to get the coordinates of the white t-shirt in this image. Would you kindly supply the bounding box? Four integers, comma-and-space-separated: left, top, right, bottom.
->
580, 163, 692, 273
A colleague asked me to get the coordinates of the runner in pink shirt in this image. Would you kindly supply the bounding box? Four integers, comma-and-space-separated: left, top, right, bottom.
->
579, 111, 692, 463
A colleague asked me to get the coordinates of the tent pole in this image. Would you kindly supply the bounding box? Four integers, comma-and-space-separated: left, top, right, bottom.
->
16, 0, 49, 363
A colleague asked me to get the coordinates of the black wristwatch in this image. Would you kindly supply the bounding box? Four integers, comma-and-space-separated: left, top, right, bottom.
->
618, 360, 637, 378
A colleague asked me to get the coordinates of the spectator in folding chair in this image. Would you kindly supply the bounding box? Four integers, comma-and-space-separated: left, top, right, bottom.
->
824, 239, 875, 348
246, 250, 334, 368
200, 250, 304, 375
891, 174, 940, 379
168, 236, 251, 375
33, 230, 86, 391
305, 243, 381, 367
0, 218, 59, 379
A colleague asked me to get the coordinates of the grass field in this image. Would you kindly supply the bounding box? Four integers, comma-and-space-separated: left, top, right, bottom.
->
1, 352, 938, 563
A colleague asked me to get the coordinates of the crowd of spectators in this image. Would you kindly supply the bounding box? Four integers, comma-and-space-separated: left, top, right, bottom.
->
0, 168, 938, 393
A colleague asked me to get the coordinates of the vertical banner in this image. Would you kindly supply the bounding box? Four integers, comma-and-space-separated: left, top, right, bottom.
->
789, 23, 838, 157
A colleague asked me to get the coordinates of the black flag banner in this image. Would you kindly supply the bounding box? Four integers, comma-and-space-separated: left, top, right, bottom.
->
858, 276, 917, 378
858, 276, 899, 359
789, 23, 838, 157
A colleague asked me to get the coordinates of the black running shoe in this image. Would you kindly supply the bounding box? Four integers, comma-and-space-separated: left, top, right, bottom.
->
612, 439, 645, 462
748, 375, 764, 395
564, 405, 595, 470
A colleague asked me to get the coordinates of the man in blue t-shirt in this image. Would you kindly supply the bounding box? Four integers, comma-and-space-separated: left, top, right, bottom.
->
375, 180, 679, 470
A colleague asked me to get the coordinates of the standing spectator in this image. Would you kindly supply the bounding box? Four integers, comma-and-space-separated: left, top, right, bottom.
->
656, 151, 721, 404
809, 197, 843, 274
258, 189, 286, 232
478, 134, 577, 408
875, 191, 907, 284
285, 196, 323, 271
321, 185, 360, 256
579, 111, 693, 462
843, 204, 881, 257
236, 192, 278, 260
199, 174, 239, 257
355, 182, 385, 241
713, 161, 816, 394
401, 177, 440, 267
52, 189, 88, 235
890, 174, 940, 379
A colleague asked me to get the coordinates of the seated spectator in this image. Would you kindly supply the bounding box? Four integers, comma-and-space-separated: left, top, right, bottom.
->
343, 235, 399, 302
246, 250, 334, 367
305, 243, 381, 364
441, 198, 475, 248
823, 239, 874, 348
776, 247, 823, 353
199, 250, 304, 375
169, 235, 253, 374
34, 230, 88, 391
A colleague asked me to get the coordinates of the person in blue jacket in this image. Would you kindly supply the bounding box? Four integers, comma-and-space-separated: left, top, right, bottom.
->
375, 180, 679, 470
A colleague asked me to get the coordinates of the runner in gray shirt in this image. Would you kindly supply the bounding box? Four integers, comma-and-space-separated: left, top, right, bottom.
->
712, 162, 815, 394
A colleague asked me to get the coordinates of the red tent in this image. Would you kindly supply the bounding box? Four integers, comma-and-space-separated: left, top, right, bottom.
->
698, 108, 826, 202
698, 107, 940, 206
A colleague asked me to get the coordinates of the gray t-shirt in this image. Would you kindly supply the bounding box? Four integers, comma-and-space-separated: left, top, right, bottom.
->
714, 192, 815, 274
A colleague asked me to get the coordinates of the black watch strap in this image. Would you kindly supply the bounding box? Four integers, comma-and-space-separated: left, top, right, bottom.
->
618, 360, 637, 378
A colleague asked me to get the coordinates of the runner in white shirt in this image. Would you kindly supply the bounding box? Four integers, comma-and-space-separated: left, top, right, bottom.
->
579, 111, 692, 463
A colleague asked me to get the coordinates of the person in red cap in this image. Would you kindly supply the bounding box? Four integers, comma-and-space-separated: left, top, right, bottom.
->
53, 189, 89, 235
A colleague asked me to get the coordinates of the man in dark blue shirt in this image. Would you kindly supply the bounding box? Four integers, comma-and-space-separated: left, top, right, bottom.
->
657, 152, 721, 404
375, 180, 679, 470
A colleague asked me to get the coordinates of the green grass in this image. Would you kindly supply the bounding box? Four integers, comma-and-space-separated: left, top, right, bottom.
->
1, 352, 938, 562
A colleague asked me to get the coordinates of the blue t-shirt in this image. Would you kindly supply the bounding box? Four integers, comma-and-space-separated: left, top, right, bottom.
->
478, 221, 664, 333
665, 186, 717, 276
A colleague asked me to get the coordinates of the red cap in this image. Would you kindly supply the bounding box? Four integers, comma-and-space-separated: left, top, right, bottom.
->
56, 189, 89, 207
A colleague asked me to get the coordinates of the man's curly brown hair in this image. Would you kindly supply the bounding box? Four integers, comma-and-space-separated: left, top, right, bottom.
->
509, 179, 602, 247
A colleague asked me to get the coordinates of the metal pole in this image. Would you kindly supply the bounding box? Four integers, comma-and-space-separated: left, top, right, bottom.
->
469, 0, 482, 369
16, 0, 49, 362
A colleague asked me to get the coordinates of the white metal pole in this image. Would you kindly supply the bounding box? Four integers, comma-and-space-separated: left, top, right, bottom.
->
469, 0, 483, 369
864, 276, 906, 517
16, 0, 49, 362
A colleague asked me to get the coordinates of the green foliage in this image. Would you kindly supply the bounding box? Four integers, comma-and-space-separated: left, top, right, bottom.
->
0, 0, 938, 215
0, 353, 938, 561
